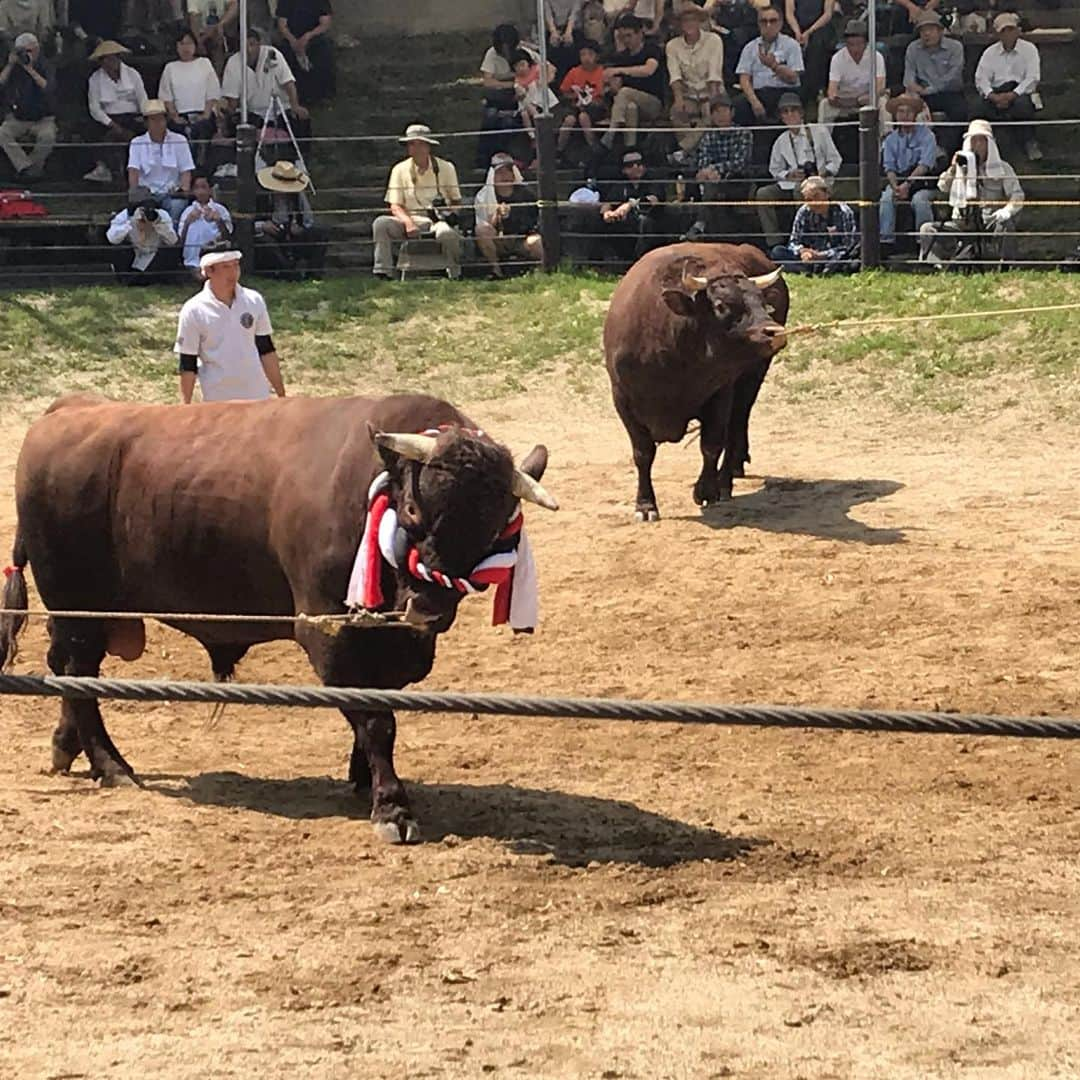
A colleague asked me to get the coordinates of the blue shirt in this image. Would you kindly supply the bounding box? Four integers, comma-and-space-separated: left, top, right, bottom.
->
903, 37, 964, 95
736, 35, 804, 90
882, 125, 938, 176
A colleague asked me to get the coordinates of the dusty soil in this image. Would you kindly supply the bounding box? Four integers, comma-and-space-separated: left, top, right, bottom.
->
1, 381, 1078, 1079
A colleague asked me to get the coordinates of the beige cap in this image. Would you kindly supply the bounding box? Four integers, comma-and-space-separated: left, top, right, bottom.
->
89, 39, 130, 60
993, 12, 1021, 31
142, 99, 167, 117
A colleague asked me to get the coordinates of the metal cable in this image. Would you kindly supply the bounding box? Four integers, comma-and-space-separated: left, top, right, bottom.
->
0, 674, 1076, 740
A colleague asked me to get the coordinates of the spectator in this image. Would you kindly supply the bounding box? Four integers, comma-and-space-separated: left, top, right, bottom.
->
222, 26, 310, 140
512, 47, 558, 143
178, 173, 232, 279
599, 149, 670, 262
371, 123, 463, 282
770, 175, 857, 273
186, 0, 239, 74
541, 0, 583, 81
603, 0, 662, 38
558, 39, 607, 156
255, 158, 327, 281
106, 184, 180, 285
159, 28, 221, 164
665, 5, 724, 164
684, 92, 752, 238
784, 0, 835, 101
85, 40, 148, 185
755, 91, 840, 249
919, 118, 1023, 268
975, 13, 1042, 161
891, 0, 940, 38
0, 0, 51, 38
276, 0, 335, 105
903, 11, 966, 156
474, 151, 543, 279
127, 99, 194, 225
818, 20, 886, 129
879, 93, 938, 249
477, 24, 534, 169
601, 13, 664, 151
735, 5, 803, 127
702, 0, 759, 85
0, 32, 55, 180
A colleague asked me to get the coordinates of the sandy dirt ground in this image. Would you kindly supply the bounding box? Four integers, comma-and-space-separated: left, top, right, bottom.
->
0, 380, 1078, 1080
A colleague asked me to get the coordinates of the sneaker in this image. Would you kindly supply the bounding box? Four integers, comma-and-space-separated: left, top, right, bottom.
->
214, 163, 238, 179
1025, 139, 1043, 161
682, 220, 707, 241
83, 162, 112, 183
667, 149, 692, 168
922, 250, 944, 267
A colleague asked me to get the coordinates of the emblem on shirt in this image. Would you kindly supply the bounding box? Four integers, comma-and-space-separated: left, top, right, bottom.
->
240, 312, 254, 329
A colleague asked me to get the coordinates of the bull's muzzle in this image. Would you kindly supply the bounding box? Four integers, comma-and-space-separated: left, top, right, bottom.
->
403, 596, 454, 633
756, 322, 788, 353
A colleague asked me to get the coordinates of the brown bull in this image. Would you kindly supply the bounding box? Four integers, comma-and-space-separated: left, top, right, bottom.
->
0, 393, 557, 844
604, 243, 789, 519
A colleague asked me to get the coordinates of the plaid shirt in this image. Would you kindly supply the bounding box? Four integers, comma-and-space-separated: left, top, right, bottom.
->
790, 201, 857, 257
695, 126, 753, 177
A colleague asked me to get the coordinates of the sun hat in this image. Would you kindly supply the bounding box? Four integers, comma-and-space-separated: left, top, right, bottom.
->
913, 10, 943, 28
965, 118, 994, 139
843, 19, 868, 37
777, 92, 804, 111
398, 123, 439, 146
142, 99, 167, 117
992, 11, 1020, 30
89, 39, 131, 60
257, 159, 311, 192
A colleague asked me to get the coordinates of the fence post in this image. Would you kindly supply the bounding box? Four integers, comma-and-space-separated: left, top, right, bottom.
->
535, 113, 561, 271
858, 105, 881, 270
235, 122, 257, 265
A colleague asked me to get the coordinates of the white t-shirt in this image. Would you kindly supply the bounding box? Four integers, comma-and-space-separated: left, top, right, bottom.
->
178, 199, 233, 267
127, 130, 196, 195
159, 58, 222, 114
175, 282, 274, 401
828, 46, 885, 100
222, 46, 295, 114
88, 62, 149, 127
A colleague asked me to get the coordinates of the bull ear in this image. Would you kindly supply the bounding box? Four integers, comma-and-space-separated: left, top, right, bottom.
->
661, 288, 698, 318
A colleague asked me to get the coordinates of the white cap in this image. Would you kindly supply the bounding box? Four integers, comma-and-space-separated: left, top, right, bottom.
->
199, 249, 242, 273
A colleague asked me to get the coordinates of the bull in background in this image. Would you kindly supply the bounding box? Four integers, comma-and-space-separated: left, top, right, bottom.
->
604, 243, 790, 520
0, 393, 557, 844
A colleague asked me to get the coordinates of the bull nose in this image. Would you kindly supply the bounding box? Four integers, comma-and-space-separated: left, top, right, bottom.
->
760, 323, 788, 350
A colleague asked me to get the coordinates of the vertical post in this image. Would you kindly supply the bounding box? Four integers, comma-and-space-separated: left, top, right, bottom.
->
534, 0, 559, 270
867, 0, 878, 114
858, 105, 880, 270
236, 123, 257, 264
239, 0, 249, 125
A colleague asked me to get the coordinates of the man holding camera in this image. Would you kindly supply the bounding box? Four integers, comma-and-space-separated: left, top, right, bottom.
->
0, 32, 55, 180
106, 184, 181, 285
371, 123, 463, 281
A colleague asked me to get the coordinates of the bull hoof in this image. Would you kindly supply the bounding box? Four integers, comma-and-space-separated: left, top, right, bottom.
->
97, 770, 140, 790
633, 508, 660, 523
372, 817, 422, 845
50, 747, 79, 775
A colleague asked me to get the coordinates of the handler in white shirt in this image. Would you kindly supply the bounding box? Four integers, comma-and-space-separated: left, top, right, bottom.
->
174, 249, 286, 403
975, 13, 1042, 160
127, 99, 195, 224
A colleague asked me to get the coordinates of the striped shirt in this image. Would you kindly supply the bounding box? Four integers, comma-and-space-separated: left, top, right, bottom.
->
695, 126, 753, 176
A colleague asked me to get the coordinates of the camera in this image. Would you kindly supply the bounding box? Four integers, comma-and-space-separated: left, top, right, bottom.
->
133, 199, 158, 218
428, 195, 460, 229
798, 161, 818, 177
15, 48, 31, 64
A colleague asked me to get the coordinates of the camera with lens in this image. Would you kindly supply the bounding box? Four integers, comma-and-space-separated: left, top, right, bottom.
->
132, 198, 159, 218
798, 161, 818, 177
428, 195, 460, 229
15, 48, 32, 65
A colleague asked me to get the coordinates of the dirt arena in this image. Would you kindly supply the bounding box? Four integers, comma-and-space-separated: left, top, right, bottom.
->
1, 378, 1078, 1079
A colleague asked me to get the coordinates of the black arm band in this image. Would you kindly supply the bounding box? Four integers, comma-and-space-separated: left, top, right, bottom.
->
255, 334, 275, 356
177, 354, 198, 373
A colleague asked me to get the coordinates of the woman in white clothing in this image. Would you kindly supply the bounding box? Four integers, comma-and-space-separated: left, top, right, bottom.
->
159, 29, 221, 163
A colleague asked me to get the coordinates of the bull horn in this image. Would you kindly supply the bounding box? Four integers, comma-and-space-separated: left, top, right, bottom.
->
749, 267, 782, 289
681, 268, 709, 292
374, 432, 438, 463
513, 470, 559, 511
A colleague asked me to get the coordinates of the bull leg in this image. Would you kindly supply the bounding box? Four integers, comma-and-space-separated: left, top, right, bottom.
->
727, 361, 771, 481
344, 709, 418, 845
347, 731, 372, 792
47, 621, 138, 787
693, 387, 735, 507
613, 391, 660, 521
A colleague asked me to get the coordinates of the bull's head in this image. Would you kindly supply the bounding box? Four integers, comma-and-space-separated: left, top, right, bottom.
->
368, 426, 556, 633
661, 262, 788, 360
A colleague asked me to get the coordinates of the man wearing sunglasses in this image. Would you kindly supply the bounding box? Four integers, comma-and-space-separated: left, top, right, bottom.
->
734, 5, 804, 127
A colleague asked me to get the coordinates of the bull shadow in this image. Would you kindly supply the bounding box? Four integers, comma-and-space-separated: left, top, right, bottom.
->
153, 771, 764, 868
678, 476, 907, 544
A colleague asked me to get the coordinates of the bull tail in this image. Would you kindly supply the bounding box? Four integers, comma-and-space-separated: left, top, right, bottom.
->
0, 529, 29, 671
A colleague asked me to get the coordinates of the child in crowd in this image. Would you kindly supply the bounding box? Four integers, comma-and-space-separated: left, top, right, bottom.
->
558, 39, 607, 154
512, 48, 558, 140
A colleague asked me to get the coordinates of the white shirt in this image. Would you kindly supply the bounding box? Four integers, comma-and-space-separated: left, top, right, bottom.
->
127, 130, 196, 195
159, 57, 222, 114
106, 207, 178, 272
665, 31, 724, 97
828, 45, 885, 100
769, 123, 842, 189
222, 45, 295, 114
88, 62, 149, 127
175, 282, 274, 401
178, 199, 233, 267
974, 39, 1040, 98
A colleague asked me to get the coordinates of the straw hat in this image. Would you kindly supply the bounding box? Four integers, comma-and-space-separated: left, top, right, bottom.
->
886, 92, 923, 117
398, 123, 439, 146
142, 99, 167, 118
89, 39, 130, 61
257, 159, 311, 193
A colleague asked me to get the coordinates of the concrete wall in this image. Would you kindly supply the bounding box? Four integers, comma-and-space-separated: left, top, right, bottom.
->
335, 0, 534, 36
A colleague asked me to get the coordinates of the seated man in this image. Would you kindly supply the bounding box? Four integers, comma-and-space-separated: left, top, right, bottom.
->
755, 92, 840, 250
276, 0, 334, 105
254, 158, 327, 281
106, 184, 181, 285
685, 92, 752, 239
474, 151, 542, 279
919, 118, 1024, 268
371, 123, 463, 281
598, 148, 670, 263
665, 4, 724, 161
221, 26, 310, 139
0, 32, 56, 179
178, 173, 232, 279
879, 94, 938, 249
127, 99, 195, 225
734, 5, 803, 127
601, 13, 664, 151
770, 175, 857, 273
818, 20, 886, 129
975, 13, 1042, 161
903, 11, 966, 157
85, 39, 148, 184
